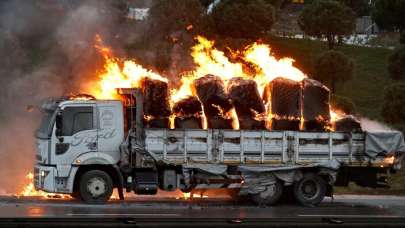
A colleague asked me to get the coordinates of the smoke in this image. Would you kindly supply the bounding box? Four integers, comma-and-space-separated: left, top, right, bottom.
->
360, 117, 394, 132
0, 0, 127, 193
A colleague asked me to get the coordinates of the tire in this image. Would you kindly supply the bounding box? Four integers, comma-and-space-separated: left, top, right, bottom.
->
79, 170, 113, 204
250, 180, 283, 206
293, 173, 326, 207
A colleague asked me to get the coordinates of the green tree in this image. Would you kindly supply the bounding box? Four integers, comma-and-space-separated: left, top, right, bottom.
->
388, 46, 405, 80
337, 0, 370, 16
314, 50, 354, 93
372, 0, 405, 32
298, 0, 356, 49
210, 0, 275, 39
381, 83, 405, 124
148, 0, 205, 39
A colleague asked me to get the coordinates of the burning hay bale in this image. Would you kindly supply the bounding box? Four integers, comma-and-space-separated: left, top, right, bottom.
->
333, 115, 362, 132
194, 74, 233, 129
264, 77, 301, 130
146, 117, 170, 128
141, 78, 171, 128
173, 96, 203, 129
302, 79, 331, 131
228, 78, 265, 130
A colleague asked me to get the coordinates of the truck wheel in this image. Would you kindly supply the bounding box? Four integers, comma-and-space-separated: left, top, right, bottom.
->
293, 173, 326, 207
250, 180, 283, 206
79, 170, 113, 204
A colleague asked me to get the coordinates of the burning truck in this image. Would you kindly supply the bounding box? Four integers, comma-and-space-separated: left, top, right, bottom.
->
33, 36, 405, 206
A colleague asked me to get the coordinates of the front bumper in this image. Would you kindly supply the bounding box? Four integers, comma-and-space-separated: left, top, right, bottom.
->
34, 164, 57, 193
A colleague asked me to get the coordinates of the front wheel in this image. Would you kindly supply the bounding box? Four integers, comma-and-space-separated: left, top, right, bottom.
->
293, 173, 326, 207
79, 170, 113, 204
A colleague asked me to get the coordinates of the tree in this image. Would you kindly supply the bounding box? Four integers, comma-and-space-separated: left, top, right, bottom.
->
298, 0, 356, 49
372, 0, 405, 32
388, 46, 405, 80
314, 50, 354, 93
381, 83, 405, 124
148, 0, 205, 39
210, 0, 275, 39
337, 0, 370, 16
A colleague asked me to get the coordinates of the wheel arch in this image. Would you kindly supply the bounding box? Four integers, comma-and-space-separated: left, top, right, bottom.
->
73, 165, 121, 194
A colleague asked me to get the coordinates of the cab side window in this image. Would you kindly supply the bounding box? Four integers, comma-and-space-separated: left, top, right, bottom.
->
62, 107, 94, 136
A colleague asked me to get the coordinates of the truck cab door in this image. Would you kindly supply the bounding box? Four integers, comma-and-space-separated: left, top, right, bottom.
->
52, 104, 98, 165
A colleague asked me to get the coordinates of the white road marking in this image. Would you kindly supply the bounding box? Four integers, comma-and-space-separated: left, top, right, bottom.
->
66, 213, 181, 217
299, 214, 401, 218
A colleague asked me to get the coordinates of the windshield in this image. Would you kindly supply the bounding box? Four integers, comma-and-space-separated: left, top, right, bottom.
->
35, 110, 56, 139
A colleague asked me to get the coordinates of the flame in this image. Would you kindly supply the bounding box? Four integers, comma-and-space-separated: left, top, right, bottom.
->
91, 35, 167, 99
89, 35, 332, 131
243, 43, 306, 95
18, 173, 70, 199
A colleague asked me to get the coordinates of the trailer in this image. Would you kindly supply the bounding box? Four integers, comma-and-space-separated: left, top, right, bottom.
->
34, 89, 405, 206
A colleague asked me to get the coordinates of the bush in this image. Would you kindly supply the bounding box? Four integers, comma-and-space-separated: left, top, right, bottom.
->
388, 46, 405, 80
210, 0, 275, 39
381, 83, 405, 124
330, 94, 356, 114
314, 50, 354, 93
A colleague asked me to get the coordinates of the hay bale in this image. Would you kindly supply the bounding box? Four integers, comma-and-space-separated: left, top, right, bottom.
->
228, 77, 265, 117
334, 115, 362, 132
302, 79, 330, 131
194, 74, 232, 118
207, 117, 233, 129
146, 117, 170, 128
174, 116, 203, 129
238, 117, 266, 130
194, 74, 233, 129
264, 77, 301, 118
172, 96, 202, 116
141, 78, 171, 117
271, 118, 300, 131
304, 120, 328, 131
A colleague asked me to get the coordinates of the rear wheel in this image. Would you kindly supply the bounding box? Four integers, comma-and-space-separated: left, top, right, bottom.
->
293, 173, 326, 207
250, 180, 283, 206
79, 170, 113, 204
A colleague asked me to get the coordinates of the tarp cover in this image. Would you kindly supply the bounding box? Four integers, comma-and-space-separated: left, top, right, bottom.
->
365, 131, 405, 157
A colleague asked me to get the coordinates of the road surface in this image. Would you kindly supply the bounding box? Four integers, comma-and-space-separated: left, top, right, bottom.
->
0, 195, 405, 227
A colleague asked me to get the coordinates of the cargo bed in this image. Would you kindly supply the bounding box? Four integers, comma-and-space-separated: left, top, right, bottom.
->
144, 129, 404, 168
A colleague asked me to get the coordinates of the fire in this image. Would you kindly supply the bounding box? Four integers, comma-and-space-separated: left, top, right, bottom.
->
18, 173, 70, 199
91, 35, 167, 99
243, 43, 306, 95
89, 35, 341, 131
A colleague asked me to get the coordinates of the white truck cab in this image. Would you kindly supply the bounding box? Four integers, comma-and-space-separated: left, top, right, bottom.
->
35, 98, 125, 200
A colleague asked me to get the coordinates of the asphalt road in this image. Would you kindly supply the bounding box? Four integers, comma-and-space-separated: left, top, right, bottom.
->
0, 195, 405, 227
